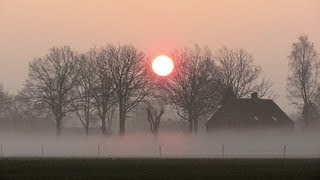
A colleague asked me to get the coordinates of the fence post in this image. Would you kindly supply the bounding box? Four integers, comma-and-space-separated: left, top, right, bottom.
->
159, 144, 162, 158
98, 144, 100, 157
283, 145, 286, 159
222, 144, 224, 158
41, 144, 44, 157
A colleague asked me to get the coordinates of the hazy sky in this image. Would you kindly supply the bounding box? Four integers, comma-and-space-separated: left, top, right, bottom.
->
0, 0, 319, 113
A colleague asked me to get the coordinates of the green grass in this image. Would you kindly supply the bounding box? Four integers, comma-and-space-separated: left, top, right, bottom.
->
0, 158, 319, 180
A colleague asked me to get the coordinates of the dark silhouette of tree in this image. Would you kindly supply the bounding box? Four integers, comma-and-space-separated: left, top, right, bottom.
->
26, 46, 81, 135
11, 89, 35, 120
162, 45, 223, 134
9, 88, 49, 129
143, 92, 165, 136
88, 48, 116, 135
71, 53, 96, 135
216, 47, 272, 98
146, 103, 164, 136
287, 35, 320, 127
104, 44, 149, 136
0, 83, 12, 121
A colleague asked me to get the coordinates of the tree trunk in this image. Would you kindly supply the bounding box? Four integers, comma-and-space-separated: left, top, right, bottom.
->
101, 118, 107, 135
56, 118, 61, 136
119, 113, 125, 136
188, 112, 194, 134
119, 102, 126, 136
302, 102, 308, 127
193, 118, 198, 134
85, 127, 89, 136
153, 128, 158, 136
154, 123, 159, 136
188, 120, 193, 134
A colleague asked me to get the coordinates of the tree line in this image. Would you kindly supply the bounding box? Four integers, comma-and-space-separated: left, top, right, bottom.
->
0, 35, 319, 136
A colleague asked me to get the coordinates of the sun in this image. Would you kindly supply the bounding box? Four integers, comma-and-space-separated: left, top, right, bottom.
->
152, 55, 174, 76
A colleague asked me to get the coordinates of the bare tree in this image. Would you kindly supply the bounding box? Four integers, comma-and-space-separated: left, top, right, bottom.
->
71, 54, 96, 135
143, 91, 165, 136
9, 88, 48, 129
0, 83, 12, 121
104, 44, 149, 136
287, 35, 320, 126
88, 48, 116, 135
26, 46, 81, 135
216, 47, 272, 98
11, 89, 36, 120
162, 45, 223, 134
146, 103, 164, 136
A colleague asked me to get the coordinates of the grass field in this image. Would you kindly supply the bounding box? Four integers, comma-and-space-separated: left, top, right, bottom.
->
0, 158, 319, 180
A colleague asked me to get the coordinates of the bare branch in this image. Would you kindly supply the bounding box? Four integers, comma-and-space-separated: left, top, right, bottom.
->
216, 47, 272, 98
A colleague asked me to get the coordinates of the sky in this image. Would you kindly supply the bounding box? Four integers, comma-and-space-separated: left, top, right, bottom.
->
0, 0, 319, 114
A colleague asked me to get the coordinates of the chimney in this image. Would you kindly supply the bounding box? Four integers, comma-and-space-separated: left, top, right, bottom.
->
223, 86, 236, 104
251, 92, 258, 100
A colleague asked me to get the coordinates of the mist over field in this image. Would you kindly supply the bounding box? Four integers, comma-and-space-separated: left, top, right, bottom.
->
0, 130, 319, 158
0, 1, 319, 166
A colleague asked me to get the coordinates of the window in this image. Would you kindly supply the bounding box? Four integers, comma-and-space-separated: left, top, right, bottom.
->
272, 116, 278, 122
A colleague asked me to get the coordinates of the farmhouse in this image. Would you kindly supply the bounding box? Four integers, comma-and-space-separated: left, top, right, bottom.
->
206, 90, 294, 132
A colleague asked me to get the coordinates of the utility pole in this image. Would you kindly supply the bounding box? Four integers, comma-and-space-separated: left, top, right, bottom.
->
98, 144, 100, 157
41, 144, 44, 157
222, 144, 225, 158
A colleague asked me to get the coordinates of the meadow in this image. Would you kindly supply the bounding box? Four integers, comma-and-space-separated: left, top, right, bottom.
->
0, 158, 319, 180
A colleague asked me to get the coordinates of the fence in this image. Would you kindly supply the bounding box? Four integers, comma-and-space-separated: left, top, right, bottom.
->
0, 143, 315, 158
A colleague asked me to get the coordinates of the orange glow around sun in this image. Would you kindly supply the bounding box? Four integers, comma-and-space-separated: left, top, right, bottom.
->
152, 55, 174, 76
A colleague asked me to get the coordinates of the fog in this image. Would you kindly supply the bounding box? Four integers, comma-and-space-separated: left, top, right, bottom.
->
0, 130, 319, 158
